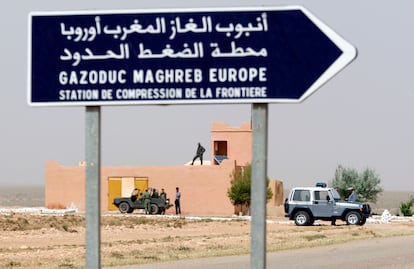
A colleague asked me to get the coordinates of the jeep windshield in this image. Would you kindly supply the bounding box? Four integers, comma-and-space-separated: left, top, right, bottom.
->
331, 189, 341, 201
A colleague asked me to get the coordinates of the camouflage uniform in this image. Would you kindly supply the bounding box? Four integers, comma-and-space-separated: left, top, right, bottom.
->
160, 189, 167, 215
142, 190, 151, 214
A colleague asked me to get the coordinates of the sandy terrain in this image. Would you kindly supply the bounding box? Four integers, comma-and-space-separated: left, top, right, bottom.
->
0, 212, 413, 269
0, 186, 413, 268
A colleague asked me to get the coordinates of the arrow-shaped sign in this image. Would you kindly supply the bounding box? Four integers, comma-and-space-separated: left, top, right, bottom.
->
28, 6, 356, 106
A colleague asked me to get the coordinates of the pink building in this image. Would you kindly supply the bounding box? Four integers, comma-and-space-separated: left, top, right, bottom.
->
45, 122, 283, 216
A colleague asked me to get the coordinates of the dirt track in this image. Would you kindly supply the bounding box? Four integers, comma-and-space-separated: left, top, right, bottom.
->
0, 213, 413, 269
112, 235, 414, 269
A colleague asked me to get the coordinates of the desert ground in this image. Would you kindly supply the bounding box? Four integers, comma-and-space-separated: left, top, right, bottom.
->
0, 186, 413, 268
0, 212, 413, 269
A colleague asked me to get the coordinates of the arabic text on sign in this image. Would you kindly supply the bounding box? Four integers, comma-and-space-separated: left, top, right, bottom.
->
59, 42, 268, 66
60, 13, 269, 42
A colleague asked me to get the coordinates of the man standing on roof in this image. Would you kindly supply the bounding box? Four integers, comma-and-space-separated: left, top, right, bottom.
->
191, 142, 205, 165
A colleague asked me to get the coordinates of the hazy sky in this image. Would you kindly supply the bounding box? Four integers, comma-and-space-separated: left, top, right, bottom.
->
1, 0, 414, 191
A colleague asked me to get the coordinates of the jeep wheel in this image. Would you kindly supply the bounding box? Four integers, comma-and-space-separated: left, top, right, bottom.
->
118, 202, 131, 214
345, 211, 361, 225
127, 207, 134, 213
294, 211, 311, 226
150, 204, 159, 215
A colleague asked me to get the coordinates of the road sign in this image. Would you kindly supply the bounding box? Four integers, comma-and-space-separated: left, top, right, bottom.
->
28, 6, 356, 106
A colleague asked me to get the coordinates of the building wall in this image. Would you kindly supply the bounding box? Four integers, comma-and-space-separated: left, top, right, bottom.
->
45, 159, 238, 215
45, 122, 283, 216
268, 180, 284, 206
210, 122, 252, 166
45, 161, 85, 209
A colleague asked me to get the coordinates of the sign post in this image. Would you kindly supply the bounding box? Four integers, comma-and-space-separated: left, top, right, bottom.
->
28, 6, 356, 268
251, 103, 268, 268
85, 106, 101, 269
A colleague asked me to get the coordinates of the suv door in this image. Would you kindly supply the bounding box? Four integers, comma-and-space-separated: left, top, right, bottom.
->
311, 190, 334, 217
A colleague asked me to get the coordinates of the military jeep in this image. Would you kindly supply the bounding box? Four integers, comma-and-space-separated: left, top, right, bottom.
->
284, 186, 371, 226
113, 196, 172, 215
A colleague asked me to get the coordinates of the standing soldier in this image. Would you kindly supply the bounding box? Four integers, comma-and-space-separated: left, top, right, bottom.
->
151, 188, 159, 198
175, 187, 181, 215
160, 188, 167, 215
160, 188, 167, 201
191, 142, 206, 165
142, 189, 151, 214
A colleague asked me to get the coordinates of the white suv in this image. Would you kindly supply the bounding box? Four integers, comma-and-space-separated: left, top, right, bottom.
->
284, 186, 371, 226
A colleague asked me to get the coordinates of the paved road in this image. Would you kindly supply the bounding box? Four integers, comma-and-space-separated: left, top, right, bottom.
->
106, 235, 414, 269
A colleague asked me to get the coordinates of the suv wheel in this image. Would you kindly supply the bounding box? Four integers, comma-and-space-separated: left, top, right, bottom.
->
294, 211, 311, 226
345, 211, 361, 225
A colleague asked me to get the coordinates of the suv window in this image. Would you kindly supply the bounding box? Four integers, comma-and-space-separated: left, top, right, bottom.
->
292, 190, 310, 201
314, 190, 329, 201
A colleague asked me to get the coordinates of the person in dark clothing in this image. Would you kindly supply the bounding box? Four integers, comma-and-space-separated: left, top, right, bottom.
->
160, 188, 167, 201
142, 189, 151, 214
175, 187, 181, 215
191, 142, 206, 165
151, 188, 159, 198
160, 188, 167, 215
130, 188, 139, 202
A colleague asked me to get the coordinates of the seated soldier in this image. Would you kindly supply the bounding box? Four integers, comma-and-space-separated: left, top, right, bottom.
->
130, 188, 139, 202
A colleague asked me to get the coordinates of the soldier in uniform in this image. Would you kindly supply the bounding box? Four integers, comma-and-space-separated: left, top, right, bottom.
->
130, 188, 139, 202
175, 187, 181, 215
160, 188, 167, 215
142, 189, 151, 214
151, 188, 159, 198
191, 142, 206, 165
160, 188, 167, 201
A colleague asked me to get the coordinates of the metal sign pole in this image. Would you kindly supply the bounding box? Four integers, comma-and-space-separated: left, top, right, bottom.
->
85, 106, 101, 269
251, 103, 268, 269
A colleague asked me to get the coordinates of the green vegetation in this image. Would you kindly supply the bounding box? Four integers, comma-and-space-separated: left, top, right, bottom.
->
177, 245, 191, 251
227, 164, 273, 211
400, 195, 414, 216
110, 251, 124, 259
330, 165, 383, 203
3, 214, 414, 269
58, 262, 75, 268
304, 234, 327, 241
